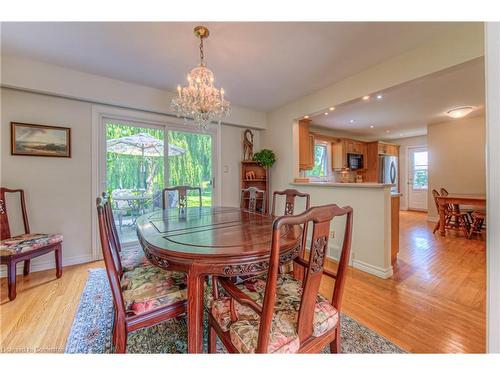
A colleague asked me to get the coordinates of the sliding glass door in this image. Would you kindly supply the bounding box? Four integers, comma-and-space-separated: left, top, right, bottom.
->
102, 118, 218, 246
167, 129, 214, 207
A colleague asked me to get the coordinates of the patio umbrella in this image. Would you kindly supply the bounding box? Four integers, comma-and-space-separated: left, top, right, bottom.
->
107, 133, 185, 189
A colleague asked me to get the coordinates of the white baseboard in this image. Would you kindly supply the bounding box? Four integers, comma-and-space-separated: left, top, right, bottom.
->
351, 259, 393, 279
0, 254, 94, 277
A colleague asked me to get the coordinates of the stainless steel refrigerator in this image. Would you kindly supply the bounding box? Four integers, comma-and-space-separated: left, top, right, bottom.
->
379, 155, 398, 193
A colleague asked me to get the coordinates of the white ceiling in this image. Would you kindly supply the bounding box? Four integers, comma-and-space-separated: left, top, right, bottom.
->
310, 58, 485, 140
1, 22, 465, 112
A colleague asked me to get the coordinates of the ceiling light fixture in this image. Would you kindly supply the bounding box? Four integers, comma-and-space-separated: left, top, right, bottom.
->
362, 95, 370, 101
171, 26, 231, 130
329, 107, 335, 111
386, 130, 390, 133
446, 106, 474, 119
349, 119, 355, 123
370, 125, 374, 128
324, 112, 329, 115
304, 115, 310, 119
376, 94, 383, 100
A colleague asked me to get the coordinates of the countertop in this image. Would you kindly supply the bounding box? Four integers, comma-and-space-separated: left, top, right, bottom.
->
291, 181, 393, 188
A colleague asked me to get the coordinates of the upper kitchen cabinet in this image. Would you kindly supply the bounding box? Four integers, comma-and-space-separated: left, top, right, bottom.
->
298, 119, 314, 170
332, 138, 367, 170
378, 142, 399, 156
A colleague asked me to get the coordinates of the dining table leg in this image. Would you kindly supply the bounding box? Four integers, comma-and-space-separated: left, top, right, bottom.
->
438, 201, 447, 237
187, 265, 205, 353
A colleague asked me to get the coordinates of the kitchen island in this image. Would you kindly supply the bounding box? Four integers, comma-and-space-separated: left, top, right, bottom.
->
289, 181, 398, 278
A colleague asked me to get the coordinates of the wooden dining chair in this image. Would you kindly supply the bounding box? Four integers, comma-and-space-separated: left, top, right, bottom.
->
441, 187, 473, 224
468, 210, 486, 239
102, 192, 149, 272
208, 204, 353, 353
432, 189, 469, 236
240, 187, 266, 214
1, 187, 63, 301
271, 189, 311, 279
96, 195, 187, 353
162, 186, 202, 209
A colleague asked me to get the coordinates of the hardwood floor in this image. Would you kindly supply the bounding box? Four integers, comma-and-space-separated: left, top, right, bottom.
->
0, 211, 486, 353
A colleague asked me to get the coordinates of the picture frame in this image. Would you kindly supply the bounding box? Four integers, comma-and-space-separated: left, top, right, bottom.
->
11, 122, 71, 158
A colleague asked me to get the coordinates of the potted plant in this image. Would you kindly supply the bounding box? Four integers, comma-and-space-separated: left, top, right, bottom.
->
252, 149, 276, 168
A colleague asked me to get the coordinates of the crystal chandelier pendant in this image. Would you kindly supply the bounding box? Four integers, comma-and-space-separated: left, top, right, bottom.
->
171, 26, 231, 130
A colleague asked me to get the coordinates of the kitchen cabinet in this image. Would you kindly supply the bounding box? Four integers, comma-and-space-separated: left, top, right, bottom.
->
298, 119, 314, 170
331, 140, 347, 170
378, 142, 398, 156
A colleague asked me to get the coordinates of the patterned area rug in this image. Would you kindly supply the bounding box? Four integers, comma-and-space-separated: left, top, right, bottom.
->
65, 269, 405, 354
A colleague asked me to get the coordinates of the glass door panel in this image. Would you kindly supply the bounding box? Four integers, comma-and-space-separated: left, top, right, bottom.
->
105, 121, 164, 244
167, 130, 213, 207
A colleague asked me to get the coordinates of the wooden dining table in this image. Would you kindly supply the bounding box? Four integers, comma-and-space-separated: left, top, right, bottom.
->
135, 206, 303, 353
436, 194, 486, 236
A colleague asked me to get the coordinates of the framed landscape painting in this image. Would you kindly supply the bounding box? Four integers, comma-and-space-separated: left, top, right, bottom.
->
11, 122, 71, 158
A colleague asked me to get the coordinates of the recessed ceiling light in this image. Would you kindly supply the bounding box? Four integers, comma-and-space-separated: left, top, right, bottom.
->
329, 107, 335, 111
400, 133, 404, 137
362, 95, 370, 101
349, 119, 355, 123
386, 130, 390, 133
370, 125, 374, 128
376, 94, 383, 100
446, 106, 474, 118
324, 112, 329, 115
304, 115, 309, 119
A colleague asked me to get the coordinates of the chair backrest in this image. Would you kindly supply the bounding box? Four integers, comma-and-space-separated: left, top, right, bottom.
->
431, 189, 441, 212
162, 186, 202, 209
440, 187, 456, 212
103, 192, 122, 253
256, 204, 353, 352
0, 187, 30, 240
440, 188, 449, 196
271, 189, 310, 216
96, 194, 127, 318
240, 187, 266, 213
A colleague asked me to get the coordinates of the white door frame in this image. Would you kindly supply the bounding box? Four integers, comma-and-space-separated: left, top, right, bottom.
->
406, 145, 428, 211
486, 21, 500, 353
91, 104, 222, 259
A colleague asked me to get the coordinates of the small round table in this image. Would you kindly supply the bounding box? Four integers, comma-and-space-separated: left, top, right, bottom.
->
136, 206, 303, 353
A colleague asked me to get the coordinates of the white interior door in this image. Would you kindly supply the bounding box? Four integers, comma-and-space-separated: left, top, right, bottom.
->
408, 147, 428, 211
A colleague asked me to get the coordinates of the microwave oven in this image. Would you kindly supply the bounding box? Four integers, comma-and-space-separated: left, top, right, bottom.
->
347, 153, 364, 170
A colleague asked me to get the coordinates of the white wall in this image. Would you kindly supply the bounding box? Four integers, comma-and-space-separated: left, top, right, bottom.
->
427, 116, 486, 219
1, 87, 262, 274
1, 89, 93, 270
393, 135, 428, 210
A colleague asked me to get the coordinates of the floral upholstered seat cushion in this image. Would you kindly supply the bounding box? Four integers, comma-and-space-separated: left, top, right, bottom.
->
0, 233, 63, 256
211, 273, 339, 353
121, 265, 187, 315
120, 246, 149, 271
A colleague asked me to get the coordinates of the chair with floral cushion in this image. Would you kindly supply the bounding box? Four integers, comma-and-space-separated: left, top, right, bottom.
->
0, 187, 63, 301
96, 195, 188, 353
208, 203, 353, 354
102, 192, 149, 272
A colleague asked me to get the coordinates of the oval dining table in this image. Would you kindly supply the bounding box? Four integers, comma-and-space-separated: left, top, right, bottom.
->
136, 206, 303, 353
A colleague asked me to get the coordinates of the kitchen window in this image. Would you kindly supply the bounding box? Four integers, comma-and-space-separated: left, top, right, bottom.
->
305, 140, 332, 180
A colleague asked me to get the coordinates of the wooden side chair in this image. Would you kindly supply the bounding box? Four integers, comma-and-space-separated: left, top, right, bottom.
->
208, 204, 353, 353
240, 187, 266, 214
468, 210, 486, 239
0, 187, 63, 301
272, 189, 311, 279
102, 192, 149, 272
432, 189, 469, 236
162, 186, 202, 209
96, 195, 187, 353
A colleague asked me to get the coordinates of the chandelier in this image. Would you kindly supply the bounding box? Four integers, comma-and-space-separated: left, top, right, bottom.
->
171, 26, 231, 130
